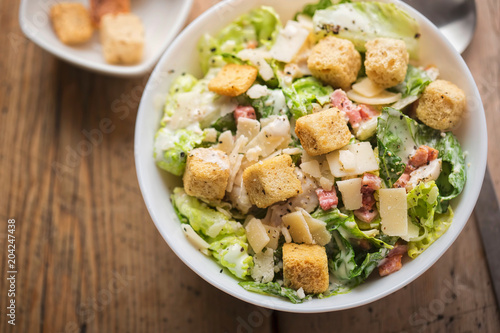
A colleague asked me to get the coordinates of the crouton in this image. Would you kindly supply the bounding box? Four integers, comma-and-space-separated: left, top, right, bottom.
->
283, 243, 329, 294
90, 0, 130, 25
416, 80, 466, 130
208, 64, 258, 97
307, 36, 361, 90
295, 108, 351, 156
100, 13, 144, 65
183, 148, 230, 201
364, 38, 409, 89
50, 3, 93, 45
243, 154, 302, 208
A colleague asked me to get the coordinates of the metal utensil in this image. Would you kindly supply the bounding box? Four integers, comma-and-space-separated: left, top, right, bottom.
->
402, 0, 500, 308
402, 0, 477, 54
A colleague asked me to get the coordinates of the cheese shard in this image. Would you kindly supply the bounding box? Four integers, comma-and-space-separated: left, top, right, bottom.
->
352, 77, 385, 97
379, 188, 408, 237
270, 20, 310, 63
336, 178, 363, 210
181, 224, 210, 255
282, 211, 313, 244
245, 218, 270, 254
264, 224, 281, 250
339, 150, 356, 171
326, 142, 379, 177
300, 160, 322, 178
300, 209, 332, 246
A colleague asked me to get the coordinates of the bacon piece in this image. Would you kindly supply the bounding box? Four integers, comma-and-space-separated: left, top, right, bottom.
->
361, 173, 382, 194
379, 253, 403, 276
233, 106, 256, 124
409, 145, 439, 168
361, 192, 376, 210
427, 147, 439, 161
379, 243, 408, 277
330, 89, 362, 128
354, 207, 378, 223
393, 173, 410, 189
316, 188, 338, 211
357, 104, 380, 120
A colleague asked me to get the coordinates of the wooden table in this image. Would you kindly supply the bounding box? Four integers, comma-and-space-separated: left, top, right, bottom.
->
1, 0, 499, 332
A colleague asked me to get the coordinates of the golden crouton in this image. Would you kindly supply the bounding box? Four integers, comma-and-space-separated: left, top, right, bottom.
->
307, 36, 361, 90
50, 3, 93, 45
364, 38, 409, 89
283, 243, 329, 294
416, 80, 466, 130
295, 108, 351, 156
208, 64, 258, 97
243, 155, 302, 208
100, 13, 144, 65
90, 0, 130, 25
183, 148, 230, 201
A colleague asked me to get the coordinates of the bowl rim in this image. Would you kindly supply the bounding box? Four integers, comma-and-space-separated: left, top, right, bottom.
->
134, 0, 487, 313
18, 0, 194, 77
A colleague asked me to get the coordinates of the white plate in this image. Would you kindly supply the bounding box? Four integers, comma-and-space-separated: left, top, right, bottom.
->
19, 0, 193, 77
135, 0, 487, 312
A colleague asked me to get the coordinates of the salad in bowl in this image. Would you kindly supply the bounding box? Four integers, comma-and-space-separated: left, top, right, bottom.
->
138, 0, 482, 308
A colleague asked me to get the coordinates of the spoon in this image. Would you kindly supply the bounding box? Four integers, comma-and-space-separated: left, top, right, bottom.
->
402, 0, 477, 53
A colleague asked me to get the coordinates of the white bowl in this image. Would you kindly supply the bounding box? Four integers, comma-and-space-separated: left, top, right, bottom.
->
134, 0, 487, 312
19, 0, 193, 77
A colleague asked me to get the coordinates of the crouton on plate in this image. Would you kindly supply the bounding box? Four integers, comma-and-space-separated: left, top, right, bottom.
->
208, 64, 259, 97
416, 80, 466, 130
283, 243, 329, 294
295, 108, 351, 156
100, 13, 145, 65
365, 38, 409, 89
307, 36, 361, 90
183, 148, 230, 201
50, 3, 93, 45
243, 154, 302, 208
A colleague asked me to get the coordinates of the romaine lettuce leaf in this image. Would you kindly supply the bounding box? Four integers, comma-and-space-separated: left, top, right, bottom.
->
282, 77, 334, 119
154, 127, 205, 176
408, 207, 454, 258
239, 281, 306, 304
377, 108, 467, 202
251, 89, 289, 118
313, 2, 420, 59
162, 74, 198, 126
407, 181, 439, 229
294, 0, 334, 19
172, 188, 253, 279
389, 64, 433, 98
330, 229, 389, 283
198, 6, 281, 73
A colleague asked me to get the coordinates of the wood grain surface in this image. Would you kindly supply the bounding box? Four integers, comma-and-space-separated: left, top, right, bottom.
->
0, 0, 499, 332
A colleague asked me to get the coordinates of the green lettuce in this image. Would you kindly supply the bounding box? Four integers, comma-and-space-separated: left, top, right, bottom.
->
390, 65, 433, 98
376, 108, 467, 203
407, 181, 439, 229
295, 0, 334, 18
162, 74, 198, 125
283, 77, 334, 119
313, 2, 420, 58
250, 89, 289, 118
239, 281, 306, 304
330, 229, 389, 284
408, 207, 454, 258
172, 188, 253, 279
198, 6, 281, 73
153, 128, 205, 176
